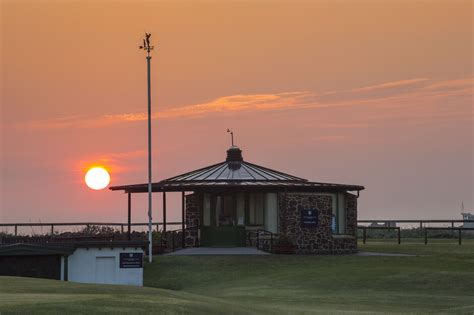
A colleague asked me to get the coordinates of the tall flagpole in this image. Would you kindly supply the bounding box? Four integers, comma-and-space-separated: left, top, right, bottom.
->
140, 33, 154, 263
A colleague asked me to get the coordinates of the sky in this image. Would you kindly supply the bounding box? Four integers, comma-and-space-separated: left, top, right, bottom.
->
1, 0, 473, 226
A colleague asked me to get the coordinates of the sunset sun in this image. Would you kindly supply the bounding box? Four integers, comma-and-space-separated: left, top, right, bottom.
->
85, 167, 110, 190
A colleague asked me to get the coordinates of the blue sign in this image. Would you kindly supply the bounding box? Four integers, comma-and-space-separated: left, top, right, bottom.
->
119, 253, 143, 268
300, 208, 318, 228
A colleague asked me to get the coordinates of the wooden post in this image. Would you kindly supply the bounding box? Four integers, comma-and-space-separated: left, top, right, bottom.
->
64, 255, 69, 281
172, 231, 175, 251
51, 225, 54, 235
163, 192, 167, 234
363, 227, 367, 244
419, 221, 423, 229
424, 228, 428, 245
256, 230, 260, 249
121, 224, 124, 233
451, 221, 455, 237
397, 227, 401, 244
127, 193, 132, 241
14, 225, 17, 236
244, 193, 250, 226
182, 191, 185, 249
270, 233, 273, 253
458, 228, 462, 245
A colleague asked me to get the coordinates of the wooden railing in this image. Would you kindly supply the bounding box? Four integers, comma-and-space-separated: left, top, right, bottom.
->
0, 222, 183, 236
424, 227, 474, 245
358, 220, 474, 229
359, 226, 401, 244
0, 234, 118, 245
154, 226, 199, 254
358, 223, 474, 245
2, 220, 474, 248
247, 229, 278, 253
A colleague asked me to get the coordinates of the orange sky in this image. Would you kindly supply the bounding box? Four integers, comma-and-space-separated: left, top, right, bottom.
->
1, 0, 473, 226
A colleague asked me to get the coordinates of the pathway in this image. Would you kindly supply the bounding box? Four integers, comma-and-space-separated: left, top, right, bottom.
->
165, 247, 270, 255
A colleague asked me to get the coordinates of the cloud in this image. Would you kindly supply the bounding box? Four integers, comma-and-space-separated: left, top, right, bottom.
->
107, 91, 313, 121
350, 78, 430, 93
17, 77, 473, 130
103, 113, 148, 122
314, 76, 473, 110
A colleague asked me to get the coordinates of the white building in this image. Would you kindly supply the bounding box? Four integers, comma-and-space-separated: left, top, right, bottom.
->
0, 241, 146, 286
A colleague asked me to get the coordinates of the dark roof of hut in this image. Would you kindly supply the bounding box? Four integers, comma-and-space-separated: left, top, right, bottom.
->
109, 146, 364, 193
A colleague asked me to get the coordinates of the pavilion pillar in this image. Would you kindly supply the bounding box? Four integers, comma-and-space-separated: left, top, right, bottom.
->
163, 192, 167, 234
244, 193, 250, 225
127, 192, 132, 241
182, 191, 185, 248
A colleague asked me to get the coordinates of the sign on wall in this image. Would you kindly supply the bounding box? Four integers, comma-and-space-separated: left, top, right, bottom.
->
300, 207, 319, 228
119, 253, 143, 268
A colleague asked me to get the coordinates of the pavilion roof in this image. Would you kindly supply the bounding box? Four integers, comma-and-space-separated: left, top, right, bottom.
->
109, 146, 365, 193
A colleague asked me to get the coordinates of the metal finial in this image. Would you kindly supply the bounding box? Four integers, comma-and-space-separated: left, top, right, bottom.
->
227, 128, 234, 146
139, 33, 154, 56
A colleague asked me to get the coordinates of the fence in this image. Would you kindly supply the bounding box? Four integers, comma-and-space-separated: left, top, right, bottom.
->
357, 220, 474, 229
0, 222, 183, 236
357, 220, 474, 245
2, 220, 474, 246
424, 227, 474, 245
359, 226, 401, 244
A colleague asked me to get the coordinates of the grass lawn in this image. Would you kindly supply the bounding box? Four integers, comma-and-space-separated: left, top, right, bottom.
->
1, 241, 473, 314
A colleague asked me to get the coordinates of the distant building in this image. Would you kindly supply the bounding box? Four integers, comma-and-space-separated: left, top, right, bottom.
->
111, 146, 365, 254
461, 212, 474, 228
369, 221, 396, 228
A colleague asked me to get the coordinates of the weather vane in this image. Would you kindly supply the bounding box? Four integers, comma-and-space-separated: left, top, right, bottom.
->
139, 33, 154, 56
227, 128, 234, 146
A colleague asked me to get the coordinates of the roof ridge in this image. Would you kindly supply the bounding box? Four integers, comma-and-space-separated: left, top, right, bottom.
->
243, 161, 307, 181
150, 159, 308, 183
161, 161, 227, 182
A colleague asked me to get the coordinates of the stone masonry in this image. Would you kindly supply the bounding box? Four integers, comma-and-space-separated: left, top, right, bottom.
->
278, 192, 357, 254
184, 191, 358, 254
185, 193, 201, 247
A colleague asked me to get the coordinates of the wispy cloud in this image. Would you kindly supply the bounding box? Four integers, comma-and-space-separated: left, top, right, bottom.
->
19, 77, 473, 130
350, 78, 430, 93
107, 91, 313, 121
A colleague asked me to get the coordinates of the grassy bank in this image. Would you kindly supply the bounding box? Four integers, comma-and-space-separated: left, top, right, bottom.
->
1, 241, 473, 314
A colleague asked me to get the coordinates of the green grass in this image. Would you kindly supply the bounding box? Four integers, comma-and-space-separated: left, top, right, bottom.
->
360, 238, 474, 255
1, 241, 473, 314
0, 276, 246, 314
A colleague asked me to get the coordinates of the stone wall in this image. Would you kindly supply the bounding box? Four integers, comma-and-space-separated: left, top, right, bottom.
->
345, 193, 358, 236
183, 191, 358, 253
278, 192, 357, 254
185, 193, 201, 247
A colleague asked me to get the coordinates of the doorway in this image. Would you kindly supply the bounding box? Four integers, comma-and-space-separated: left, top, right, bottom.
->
201, 193, 246, 247
95, 257, 116, 284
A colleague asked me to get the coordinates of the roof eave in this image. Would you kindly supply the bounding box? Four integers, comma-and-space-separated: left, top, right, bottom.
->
110, 181, 364, 193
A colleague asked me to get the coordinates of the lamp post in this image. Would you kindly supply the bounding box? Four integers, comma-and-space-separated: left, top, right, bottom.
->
140, 33, 154, 263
